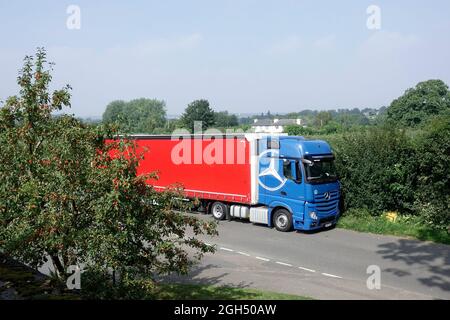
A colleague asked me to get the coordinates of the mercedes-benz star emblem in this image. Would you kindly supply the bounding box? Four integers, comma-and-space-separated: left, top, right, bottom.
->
324, 192, 331, 200
258, 149, 287, 192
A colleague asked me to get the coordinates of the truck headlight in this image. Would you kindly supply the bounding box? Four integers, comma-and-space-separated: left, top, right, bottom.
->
309, 211, 318, 220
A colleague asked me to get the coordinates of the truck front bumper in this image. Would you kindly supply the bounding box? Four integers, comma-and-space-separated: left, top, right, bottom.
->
294, 214, 338, 231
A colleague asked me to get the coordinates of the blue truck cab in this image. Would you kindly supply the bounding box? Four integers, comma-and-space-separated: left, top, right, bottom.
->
257, 135, 341, 231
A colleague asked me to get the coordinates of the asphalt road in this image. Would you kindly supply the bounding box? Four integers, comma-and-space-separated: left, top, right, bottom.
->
164, 213, 450, 300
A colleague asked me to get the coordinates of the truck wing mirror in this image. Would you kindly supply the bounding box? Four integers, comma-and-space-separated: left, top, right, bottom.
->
301, 158, 313, 166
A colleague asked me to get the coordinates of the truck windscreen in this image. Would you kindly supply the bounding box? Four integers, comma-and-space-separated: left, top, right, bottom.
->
303, 159, 338, 184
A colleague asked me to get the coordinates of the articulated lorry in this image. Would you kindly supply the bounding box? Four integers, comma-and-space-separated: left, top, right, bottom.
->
122, 133, 340, 232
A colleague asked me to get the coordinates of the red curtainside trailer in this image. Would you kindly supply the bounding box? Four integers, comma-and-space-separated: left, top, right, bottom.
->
124, 134, 258, 205
108, 133, 341, 232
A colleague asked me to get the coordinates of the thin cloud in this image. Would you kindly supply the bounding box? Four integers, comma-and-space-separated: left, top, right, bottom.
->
358, 31, 420, 60
106, 33, 204, 57
313, 34, 336, 50
266, 35, 303, 55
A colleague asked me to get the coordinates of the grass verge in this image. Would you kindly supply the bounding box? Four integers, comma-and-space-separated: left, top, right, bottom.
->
154, 283, 311, 300
337, 212, 450, 245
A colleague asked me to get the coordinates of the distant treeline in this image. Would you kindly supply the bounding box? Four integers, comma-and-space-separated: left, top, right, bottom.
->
102, 98, 239, 134
101, 99, 386, 134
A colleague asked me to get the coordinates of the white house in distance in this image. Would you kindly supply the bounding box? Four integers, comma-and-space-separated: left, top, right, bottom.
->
251, 118, 303, 133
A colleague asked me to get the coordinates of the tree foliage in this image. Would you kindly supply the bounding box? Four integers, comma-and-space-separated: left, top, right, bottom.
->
102, 100, 127, 123
102, 98, 167, 134
387, 79, 450, 127
214, 111, 238, 128
314, 111, 332, 127
285, 125, 315, 136
0, 49, 216, 287
180, 99, 215, 132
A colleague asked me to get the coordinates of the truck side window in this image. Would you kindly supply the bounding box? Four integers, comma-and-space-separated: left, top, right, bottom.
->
283, 160, 294, 180
294, 160, 302, 183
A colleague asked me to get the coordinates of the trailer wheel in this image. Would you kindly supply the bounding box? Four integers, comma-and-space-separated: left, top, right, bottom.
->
273, 209, 293, 232
211, 202, 227, 221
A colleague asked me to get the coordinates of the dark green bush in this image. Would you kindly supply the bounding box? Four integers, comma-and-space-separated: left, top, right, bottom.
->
322, 117, 449, 230
285, 125, 315, 136
413, 115, 450, 229
332, 126, 417, 215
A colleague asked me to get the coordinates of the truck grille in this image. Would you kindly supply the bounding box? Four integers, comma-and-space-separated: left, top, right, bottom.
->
319, 215, 336, 226
314, 190, 339, 217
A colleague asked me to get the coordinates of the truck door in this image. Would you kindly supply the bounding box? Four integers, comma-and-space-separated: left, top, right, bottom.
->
258, 155, 305, 221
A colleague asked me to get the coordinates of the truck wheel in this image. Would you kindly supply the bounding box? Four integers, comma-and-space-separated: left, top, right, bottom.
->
211, 202, 227, 221
273, 209, 293, 232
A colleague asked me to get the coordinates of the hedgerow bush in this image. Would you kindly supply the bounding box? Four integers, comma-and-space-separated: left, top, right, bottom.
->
331, 126, 417, 215
326, 118, 449, 230
413, 115, 450, 229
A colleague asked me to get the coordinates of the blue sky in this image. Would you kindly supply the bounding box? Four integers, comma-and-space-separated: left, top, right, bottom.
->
1, 0, 449, 117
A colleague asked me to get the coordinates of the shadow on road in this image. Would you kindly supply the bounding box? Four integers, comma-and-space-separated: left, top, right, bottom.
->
157, 262, 257, 299
377, 239, 450, 293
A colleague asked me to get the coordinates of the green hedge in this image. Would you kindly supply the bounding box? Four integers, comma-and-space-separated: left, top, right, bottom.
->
307, 116, 449, 230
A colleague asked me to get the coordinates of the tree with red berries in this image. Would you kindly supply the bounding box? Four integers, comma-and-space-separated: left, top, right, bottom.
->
0, 48, 216, 296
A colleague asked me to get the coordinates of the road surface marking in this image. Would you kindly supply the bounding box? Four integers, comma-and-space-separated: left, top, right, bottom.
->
322, 273, 343, 279
255, 256, 270, 262
276, 261, 293, 267
213, 244, 343, 279
298, 267, 316, 273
